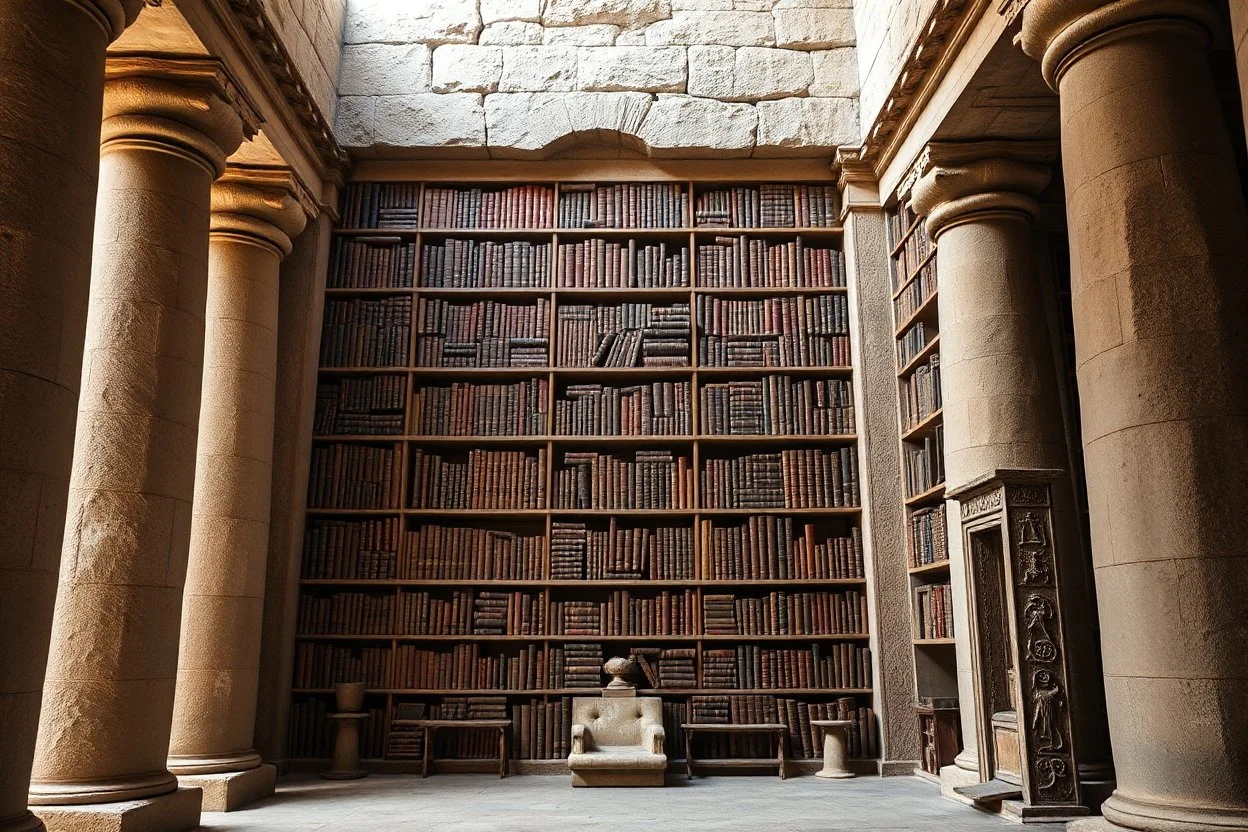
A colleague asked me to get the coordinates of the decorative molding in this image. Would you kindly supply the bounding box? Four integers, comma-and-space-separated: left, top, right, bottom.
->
960, 488, 1002, 520
833, 146, 881, 215
998, 0, 1029, 25
106, 55, 262, 136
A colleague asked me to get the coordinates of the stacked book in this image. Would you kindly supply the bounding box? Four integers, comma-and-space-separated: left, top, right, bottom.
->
341, 182, 420, 229
320, 296, 411, 367
551, 522, 588, 580
315, 376, 406, 436
557, 302, 692, 367
702, 595, 738, 635
386, 702, 427, 760
702, 649, 738, 688
471, 591, 544, 635
659, 647, 696, 688
554, 600, 601, 636
302, 517, 400, 580
329, 238, 416, 288
690, 695, 731, 723
562, 643, 603, 688
415, 298, 550, 368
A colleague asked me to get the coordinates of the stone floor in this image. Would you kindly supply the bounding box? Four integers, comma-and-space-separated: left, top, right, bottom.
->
198, 774, 1068, 831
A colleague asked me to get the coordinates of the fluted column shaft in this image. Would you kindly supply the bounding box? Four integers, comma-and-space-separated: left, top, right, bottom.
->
167, 167, 307, 806
911, 148, 1111, 798
0, 3, 143, 831
1020, 2, 1248, 830
29, 58, 256, 819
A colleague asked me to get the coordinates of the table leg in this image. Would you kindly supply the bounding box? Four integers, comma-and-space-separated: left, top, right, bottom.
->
422, 726, 432, 778
778, 731, 787, 780
685, 730, 693, 780
499, 727, 507, 779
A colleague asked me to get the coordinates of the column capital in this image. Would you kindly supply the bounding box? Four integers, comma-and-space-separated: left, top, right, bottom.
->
909, 142, 1054, 239
211, 165, 312, 257
67, 0, 146, 40
1017, 0, 1221, 90
833, 146, 880, 216
102, 56, 262, 178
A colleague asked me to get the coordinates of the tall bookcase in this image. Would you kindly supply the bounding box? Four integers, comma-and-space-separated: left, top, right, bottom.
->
292, 171, 879, 772
886, 196, 958, 778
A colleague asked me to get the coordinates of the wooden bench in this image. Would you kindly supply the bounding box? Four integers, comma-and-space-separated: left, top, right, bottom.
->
681, 723, 788, 780
413, 719, 512, 778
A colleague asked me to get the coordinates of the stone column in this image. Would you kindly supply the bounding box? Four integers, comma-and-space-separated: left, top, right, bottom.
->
0, 5, 144, 832
28, 57, 257, 832
1019, 3, 1248, 830
167, 165, 309, 811
910, 143, 1112, 805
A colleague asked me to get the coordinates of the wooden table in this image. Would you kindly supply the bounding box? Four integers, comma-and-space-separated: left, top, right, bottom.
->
681, 723, 788, 780
414, 719, 512, 778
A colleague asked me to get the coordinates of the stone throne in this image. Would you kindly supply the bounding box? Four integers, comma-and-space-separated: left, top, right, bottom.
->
568, 698, 667, 787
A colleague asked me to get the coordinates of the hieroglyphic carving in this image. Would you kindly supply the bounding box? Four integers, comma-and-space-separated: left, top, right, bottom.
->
1023, 595, 1057, 663
1007, 484, 1049, 506
960, 488, 1002, 520
1016, 512, 1052, 586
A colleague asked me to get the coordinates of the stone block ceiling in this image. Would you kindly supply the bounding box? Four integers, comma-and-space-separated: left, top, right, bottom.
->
335, 0, 861, 158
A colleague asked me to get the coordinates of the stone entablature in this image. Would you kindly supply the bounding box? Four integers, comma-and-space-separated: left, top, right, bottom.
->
335, 0, 861, 158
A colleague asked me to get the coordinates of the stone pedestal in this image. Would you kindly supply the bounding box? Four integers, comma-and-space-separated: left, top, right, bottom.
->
173, 767, 276, 814
323, 715, 369, 781
166, 165, 309, 812
30, 791, 201, 832
1020, 2, 1248, 829
813, 720, 855, 779
27, 58, 257, 832
0, 4, 143, 832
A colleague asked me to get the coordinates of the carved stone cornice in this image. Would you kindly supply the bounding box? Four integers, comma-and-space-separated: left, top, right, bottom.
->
211, 164, 312, 256
1017, 0, 1221, 90
833, 146, 881, 215
103, 56, 261, 176
908, 141, 1056, 238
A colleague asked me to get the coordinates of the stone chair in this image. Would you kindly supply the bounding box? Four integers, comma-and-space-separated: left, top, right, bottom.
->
568, 697, 666, 787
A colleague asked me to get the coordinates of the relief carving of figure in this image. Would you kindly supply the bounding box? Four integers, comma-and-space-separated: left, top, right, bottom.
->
1024, 594, 1058, 663
1030, 669, 1065, 752
1017, 512, 1047, 546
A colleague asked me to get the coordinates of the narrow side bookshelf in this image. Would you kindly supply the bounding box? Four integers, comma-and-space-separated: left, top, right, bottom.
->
295, 174, 880, 772
887, 196, 958, 778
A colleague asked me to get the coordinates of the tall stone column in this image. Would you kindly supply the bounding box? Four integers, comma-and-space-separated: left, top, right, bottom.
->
0, 4, 144, 832
167, 165, 309, 811
28, 57, 257, 832
1019, 4, 1248, 829
910, 143, 1112, 806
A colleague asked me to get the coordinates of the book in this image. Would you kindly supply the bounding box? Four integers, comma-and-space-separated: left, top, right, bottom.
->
700, 375, 854, 436
699, 518, 864, 580
556, 381, 691, 436
554, 450, 692, 510
329, 237, 416, 288
558, 238, 690, 288
420, 238, 551, 288
694, 185, 838, 229
556, 303, 691, 368
558, 182, 688, 229
412, 379, 548, 436
696, 235, 846, 288
700, 449, 861, 509
697, 295, 849, 368
422, 185, 554, 229
340, 183, 420, 230
315, 375, 406, 436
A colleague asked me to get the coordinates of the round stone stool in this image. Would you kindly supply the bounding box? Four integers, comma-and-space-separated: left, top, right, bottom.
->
812, 719, 855, 779
323, 713, 369, 780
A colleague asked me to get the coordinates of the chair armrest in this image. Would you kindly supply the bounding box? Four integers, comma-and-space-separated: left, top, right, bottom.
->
571, 723, 585, 754
643, 723, 665, 755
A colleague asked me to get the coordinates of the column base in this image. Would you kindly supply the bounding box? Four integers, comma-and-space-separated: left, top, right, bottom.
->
940, 763, 981, 806
176, 765, 275, 812
0, 811, 45, 832
31, 788, 201, 832
1001, 799, 1089, 823
1099, 793, 1248, 832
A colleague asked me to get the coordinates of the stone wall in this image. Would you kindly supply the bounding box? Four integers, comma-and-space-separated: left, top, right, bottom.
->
334, 0, 860, 158
258, 0, 348, 120
853, 0, 939, 139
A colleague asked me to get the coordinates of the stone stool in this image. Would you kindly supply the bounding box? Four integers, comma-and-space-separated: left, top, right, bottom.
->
323, 713, 369, 780
812, 719, 855, 779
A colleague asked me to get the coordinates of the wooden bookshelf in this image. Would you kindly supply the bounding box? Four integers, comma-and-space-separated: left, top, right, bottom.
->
295, 174, 879, 770
886, 196, 958, 759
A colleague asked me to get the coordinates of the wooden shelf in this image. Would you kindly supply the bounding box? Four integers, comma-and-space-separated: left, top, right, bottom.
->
901, 409, 943, 442
908, 559, 951, 577
913, 638, 956, 646
292, 687, 872, 696
299, 578, 869, 587
294, 633, 871, 642
897, 335, 940, 378
904, 483, 946, 507
894, 288, 939, 336
891, 247, 937, 301
332, 226, 843, 237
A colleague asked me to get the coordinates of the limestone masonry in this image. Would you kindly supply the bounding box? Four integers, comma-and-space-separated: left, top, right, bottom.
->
335, 0, 861, 157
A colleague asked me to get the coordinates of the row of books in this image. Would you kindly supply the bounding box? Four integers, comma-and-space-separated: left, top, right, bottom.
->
893, 252, 936, 321
414, 298, 550, 368
307, 443, 402, 509
302, 518, 400, 580
341, 182, 420, 229
554, 450, 693, 510
420, 239, 551, 288
409, 448, 547, 510
393, 643, 546, 690
699, 519, 864, 581
320, 297, 411, 368
914, 582, 954, 640
697, 296, 850, 368
700, 377, 855, 436
556, 302, 691, 367
904, 426, 945, 498
694, 184, 838, 228
293, 643, 390, 688
900, 353, 941, 430
897, 320, 934, 369
314, 376, 406, 436
700, 449, 861, 509
554, 381, 692, 436
687, 695, 877, 760
908, 506, 948, 569
703, 590, 867, 636
423, 185, 554, 229
329, 238, 416, 289
288, 698, 386, 759
411, 379, 549, 436
558, 239, 690, 288
558, 182, 688, 229
549, 590, 696, 636
551, 521, 695, 581
695, 237, 846, 288
706, 644, 872, 690
403, 525, 545, 581
297, 592, 392, 636
890, 211, 934, 293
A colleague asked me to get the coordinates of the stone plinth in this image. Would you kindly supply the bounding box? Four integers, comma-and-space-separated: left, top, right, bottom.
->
173, 767, 276, 814
31, 790, 201, 832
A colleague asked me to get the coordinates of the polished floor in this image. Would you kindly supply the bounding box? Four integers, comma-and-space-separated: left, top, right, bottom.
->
199, 774, 1066, 831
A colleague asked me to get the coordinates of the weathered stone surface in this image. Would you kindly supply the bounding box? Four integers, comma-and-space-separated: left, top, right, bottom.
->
687, 45, 736, 98
480, 21, 545, 45
432, 45, 504, 94
482, 0, 543, 24
578, 46, 687, 92
731, 46, 811, 99
498, 45, 578, 91
485, 93, 575, 157
645, 11, 774, 46
773, 7, 854, 49
544, 0, 672, 28
342, 0, 482, 46
374, 93, 487, 148
334, 96, 376, 146
774, 0, 852, 7
615, 28, 648, 45
754, 96, 858, 155
810, 47, 859, 97
638, 95, 757, 157
544, 24, 621, 45
563, 91, 654, 142
338, 43, 430, 96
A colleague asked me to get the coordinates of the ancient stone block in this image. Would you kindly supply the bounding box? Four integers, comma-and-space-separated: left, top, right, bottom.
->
772, 7, 855, 49
342, 0, 481, 46
810, 47, 859, 97
687, 45, 736, 98
499, 46, 579, 91
755, 96, 859, 155
338, 44, 430, 96
374, 94, 487, 148
481, 0, 544, 24
544, 24, 622, 45
578, 46, 687, 93
731, 46, 812, 99
480, 21, 545, 45
639, 95, 757, 157
645, 11, 775, 46
432, 45, 504, 94
485, 93, 575, 157
564, 91, 654, 140
544, 0, 672, 28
